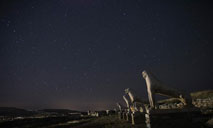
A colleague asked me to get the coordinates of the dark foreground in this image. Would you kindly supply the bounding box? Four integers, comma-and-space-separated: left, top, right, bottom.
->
1, 114, 213, 128
0, 115, 137, 128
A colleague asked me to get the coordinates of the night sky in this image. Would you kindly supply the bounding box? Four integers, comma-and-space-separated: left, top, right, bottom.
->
0, 0, 213, 111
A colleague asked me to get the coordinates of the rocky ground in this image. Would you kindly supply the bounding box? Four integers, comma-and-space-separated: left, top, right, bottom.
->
48, 115, 213, 128
0, 114, 213, 128
0, 115, 143, 128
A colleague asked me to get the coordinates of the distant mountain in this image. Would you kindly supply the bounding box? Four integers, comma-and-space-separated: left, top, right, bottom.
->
0, 107, 35, 117
0, 107, 82, 117
40, 109, 80, 114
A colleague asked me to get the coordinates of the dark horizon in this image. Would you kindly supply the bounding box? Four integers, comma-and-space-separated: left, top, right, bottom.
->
0, 0, 213, 111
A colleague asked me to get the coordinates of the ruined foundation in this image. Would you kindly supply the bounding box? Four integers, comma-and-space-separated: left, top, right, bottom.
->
145, 108, 209, 128
131, 111, 145, 125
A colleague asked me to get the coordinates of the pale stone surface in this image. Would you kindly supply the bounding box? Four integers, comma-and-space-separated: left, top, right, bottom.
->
124, 88, 148, 112
123, 95, 130, 109
116, 103, 126, 111
142, 70, 192, 109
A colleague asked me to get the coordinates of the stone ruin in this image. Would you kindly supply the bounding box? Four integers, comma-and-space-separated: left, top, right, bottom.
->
193, 98, 213, 108
115, 70, 213, 128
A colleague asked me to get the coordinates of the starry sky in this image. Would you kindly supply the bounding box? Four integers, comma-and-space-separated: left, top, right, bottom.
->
0, 0, 213, 111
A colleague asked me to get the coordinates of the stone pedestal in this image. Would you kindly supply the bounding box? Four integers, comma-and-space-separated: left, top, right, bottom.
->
122, 112, 126, 119
118, 112, 122, 120
125, 112, 131, 122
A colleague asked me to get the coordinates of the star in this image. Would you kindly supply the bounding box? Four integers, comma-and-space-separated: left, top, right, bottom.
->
122, 12, 127, 16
